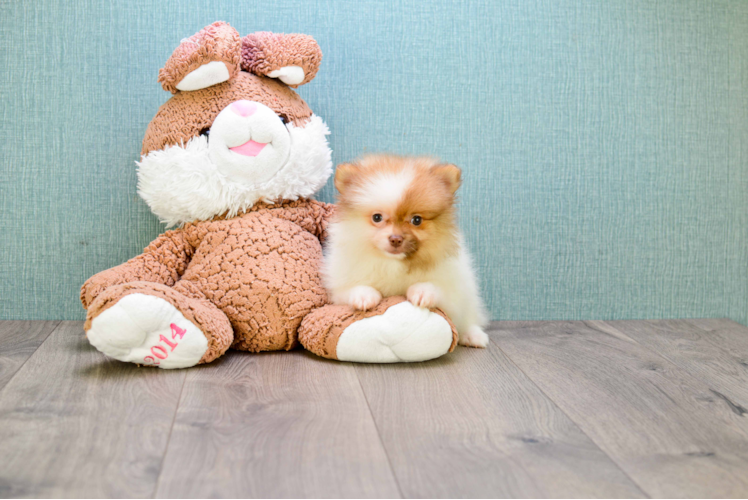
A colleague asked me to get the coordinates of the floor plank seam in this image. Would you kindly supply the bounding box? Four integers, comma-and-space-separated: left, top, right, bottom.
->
353, 365, 405, 499
490, 332, 652, 499
0, 320, 61, 399
151, 369, 189, 499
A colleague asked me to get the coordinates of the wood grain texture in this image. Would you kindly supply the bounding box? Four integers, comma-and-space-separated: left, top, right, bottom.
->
687, 319, 748, 364
354, 339, 645, 498
0, 321, 59, 392
155, 350, 400, 499
4, 319, 748, 498
0, 321, 185, 498
491, 320, 748, 498
604, 319, 748, 410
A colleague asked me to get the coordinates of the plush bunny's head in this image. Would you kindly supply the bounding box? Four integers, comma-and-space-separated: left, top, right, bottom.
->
137, 22, 331, 226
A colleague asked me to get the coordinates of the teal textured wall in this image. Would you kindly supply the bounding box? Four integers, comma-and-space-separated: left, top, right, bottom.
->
2, 0, 747, 322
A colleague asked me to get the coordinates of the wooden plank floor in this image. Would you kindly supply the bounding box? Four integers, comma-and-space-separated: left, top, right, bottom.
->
1, 319, 747, 498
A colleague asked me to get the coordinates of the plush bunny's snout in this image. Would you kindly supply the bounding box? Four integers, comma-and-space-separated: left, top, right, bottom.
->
205, 99, 292, 184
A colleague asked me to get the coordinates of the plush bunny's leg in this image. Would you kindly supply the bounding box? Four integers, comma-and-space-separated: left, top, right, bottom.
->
299, 297, 458, 363
85, 281, 233, 369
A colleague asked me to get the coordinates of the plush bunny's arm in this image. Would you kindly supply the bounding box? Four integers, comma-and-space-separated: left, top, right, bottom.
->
80, 229, 194, 308
266, 199, 337, 244
316, 202, 338, 244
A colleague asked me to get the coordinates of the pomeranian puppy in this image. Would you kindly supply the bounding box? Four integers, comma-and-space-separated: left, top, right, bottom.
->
323, 154, 489, 348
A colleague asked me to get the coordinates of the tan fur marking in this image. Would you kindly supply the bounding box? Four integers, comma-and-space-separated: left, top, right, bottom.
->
334, 154, 461, 272
333, 163, 357, 194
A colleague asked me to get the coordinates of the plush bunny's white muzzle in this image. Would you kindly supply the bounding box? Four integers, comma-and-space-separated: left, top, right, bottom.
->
207, 100, 291, 185
136, 113, 332, 227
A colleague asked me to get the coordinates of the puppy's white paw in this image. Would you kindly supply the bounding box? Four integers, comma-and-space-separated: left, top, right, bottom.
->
347, 286, 382, 311
459, 325, 489, 348
407, 282, 441, 309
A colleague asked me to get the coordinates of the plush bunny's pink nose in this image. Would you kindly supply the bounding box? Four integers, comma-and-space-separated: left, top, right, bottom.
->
230, 100, 257, 117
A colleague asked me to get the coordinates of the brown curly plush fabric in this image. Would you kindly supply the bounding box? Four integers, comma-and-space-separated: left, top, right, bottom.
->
142, 71, 314, 155
158, 21, 242, 94
241, 32, 322, 88
80, 229, 193, 308
83, 199, 336, 356
298, 296, 459, 360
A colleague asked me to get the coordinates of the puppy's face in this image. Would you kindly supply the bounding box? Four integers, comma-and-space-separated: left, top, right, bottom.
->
335, 155, 461, 266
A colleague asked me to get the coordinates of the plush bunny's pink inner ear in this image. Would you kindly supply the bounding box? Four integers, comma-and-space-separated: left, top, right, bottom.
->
158, 21, 242, 94
241, 32, 322, 88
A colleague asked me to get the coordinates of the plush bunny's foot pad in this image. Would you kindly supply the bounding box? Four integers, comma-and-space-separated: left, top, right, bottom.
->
336, 301, 454, 363
87, 293, 208, 369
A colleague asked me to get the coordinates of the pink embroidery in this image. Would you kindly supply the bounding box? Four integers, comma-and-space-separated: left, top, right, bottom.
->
159, 334, 178, 350
142, 323, 189, 365
151, 345, 168, 359
144, 356, 159, 365
171, 323, 186, 339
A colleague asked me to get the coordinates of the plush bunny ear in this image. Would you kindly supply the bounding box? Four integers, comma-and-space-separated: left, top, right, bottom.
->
241, 32, 322, 87
158, 21, 242, 94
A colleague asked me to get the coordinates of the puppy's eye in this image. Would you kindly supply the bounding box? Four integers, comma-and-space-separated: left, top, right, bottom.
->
411, 215, 423, 226
372, 213, 383, 223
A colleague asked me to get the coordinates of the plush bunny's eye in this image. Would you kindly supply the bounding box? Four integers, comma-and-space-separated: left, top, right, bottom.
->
279, 115, 288, 125
199, 127, 211, 138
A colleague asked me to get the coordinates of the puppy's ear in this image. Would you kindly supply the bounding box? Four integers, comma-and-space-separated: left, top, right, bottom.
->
158, 22, 241, 94
334, 163, 357, 194
433, 164, 462, 194
241, 32, 322, 87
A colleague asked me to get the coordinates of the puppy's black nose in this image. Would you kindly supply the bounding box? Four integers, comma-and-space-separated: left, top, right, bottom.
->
389, 235, 404, 247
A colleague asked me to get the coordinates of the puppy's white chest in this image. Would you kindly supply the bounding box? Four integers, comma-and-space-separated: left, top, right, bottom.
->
366, 261, 437, 297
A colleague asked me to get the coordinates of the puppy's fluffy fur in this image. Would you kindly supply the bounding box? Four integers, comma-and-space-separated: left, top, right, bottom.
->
323, 154, 489, 348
